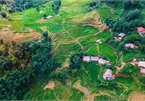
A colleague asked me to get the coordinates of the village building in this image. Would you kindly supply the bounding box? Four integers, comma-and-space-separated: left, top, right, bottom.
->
138, 61, 145, 73
103, 69, 113, 80
46, 15, 53, 19
96, 39, 102, 44
83, 56, 90, 62
118, 33, 125, 38
137, 27, 145, 34
125, 43, 135, 49
114, 33, 125, 41
90, 56, 99, 62
98, 58, 109, 64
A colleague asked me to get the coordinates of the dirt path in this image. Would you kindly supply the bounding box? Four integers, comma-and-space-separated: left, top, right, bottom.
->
83, 12, 109, 36
94, 24, 109, 36
73, 80, 112, 101
113, 55, 126, 78
43, 80, 55, 90
73, 80, 91, 96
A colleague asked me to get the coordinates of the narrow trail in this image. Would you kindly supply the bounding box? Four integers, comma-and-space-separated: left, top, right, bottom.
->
113, 55, 126, 78
73, 80, 91, 96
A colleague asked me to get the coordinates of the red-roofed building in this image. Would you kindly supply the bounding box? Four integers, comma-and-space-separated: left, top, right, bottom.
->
137, 27, 145, 34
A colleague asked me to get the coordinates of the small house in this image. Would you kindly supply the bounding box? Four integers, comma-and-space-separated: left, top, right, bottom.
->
96, 39, 102, 44
103, 69, 113, 80
90, 56, 99, 62
125, 43, 135, 49
137, 27, 145, 34
98, 58, 109, 64
83, 56, 90, 62
46, 15, 53, 19
118, 33, 125, 38
138, 61, 145, 73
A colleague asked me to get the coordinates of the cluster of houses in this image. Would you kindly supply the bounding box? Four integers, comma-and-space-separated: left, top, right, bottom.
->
114, 28, 145, 49
82, 26, 145, 81
83, 56, 110, 65
113, 33, 137, 49
83, 56, 114, 80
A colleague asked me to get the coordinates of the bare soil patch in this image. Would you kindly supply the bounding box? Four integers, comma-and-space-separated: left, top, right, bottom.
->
43, 80, 55, 90
62, 58, 69, 69
130, 93, 145, 101
12, 29, 38, 42
0, 30, 15, 43
73, 80, 91, 96
37, 18, 47, 23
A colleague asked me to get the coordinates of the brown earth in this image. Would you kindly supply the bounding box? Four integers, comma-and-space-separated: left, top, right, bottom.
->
43, 80, 55, 90
12, 29, 38, 42
37, 18, 47, 23
129, 93, 145, 101
0, 30, 15, 43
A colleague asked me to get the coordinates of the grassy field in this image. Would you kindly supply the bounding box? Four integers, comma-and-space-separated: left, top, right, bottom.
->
116, 77, 139, 90
123, 51, 137, 62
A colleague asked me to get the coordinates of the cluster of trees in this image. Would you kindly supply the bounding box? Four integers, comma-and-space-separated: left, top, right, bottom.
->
52, 0, 61, 14
50, 68, 68, 79
1, 0, 49, 13
105, 9, 142, 33
29, 31, 57, 77
69, 51, 84, 69
100, 80, 118, 90
0, 12, 7, 18
88, 0, 99, 12
0, 40, 31, 76
0, 68, 34, 100
139, 76, 145, 84
119, 64, 140, 75
123, 0, 145, 10
0, 41, 32, 100
0, 31, 58, 100
50, 51, 84, 80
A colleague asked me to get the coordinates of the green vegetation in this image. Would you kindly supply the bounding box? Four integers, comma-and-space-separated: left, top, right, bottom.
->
123, 51, 137, 62
119, 64, 140, 76
1, 0, 145, 100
